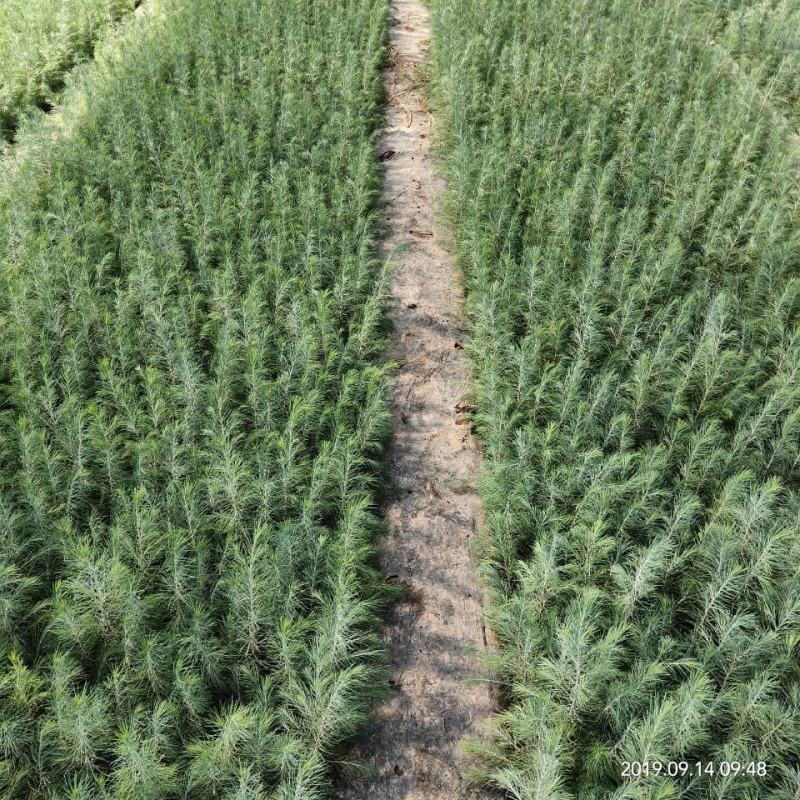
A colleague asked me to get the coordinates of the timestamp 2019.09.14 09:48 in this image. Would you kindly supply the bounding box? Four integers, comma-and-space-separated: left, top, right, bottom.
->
621, 761, 770, 780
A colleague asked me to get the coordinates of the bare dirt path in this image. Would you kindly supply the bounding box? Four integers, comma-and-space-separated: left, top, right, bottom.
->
338, 1, 494, 798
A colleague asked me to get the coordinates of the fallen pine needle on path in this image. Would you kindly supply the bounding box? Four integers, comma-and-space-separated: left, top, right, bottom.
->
337, 0, 495, 798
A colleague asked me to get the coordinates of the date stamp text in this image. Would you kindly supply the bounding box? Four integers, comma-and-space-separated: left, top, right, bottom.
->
622, 761, 769, 779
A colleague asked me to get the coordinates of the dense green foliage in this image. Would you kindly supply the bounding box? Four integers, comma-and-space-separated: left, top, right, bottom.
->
430, 0, 800, 797
0, 0, 389, 797
0, 0, 138, 142
695, 0, 800, 130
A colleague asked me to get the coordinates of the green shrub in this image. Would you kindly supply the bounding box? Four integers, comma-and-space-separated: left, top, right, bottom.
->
430, 0, 800, 796
0, 0, 139, 141
0, 0, 389, 797
695, 0, 800, 131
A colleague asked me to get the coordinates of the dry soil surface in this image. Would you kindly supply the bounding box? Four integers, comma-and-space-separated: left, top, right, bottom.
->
337, 1, 495, 798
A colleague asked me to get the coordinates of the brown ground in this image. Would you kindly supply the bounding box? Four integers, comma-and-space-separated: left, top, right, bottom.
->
337, 1, 495, 798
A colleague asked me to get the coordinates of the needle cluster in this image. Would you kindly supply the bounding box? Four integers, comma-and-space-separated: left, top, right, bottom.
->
430, 0, 800, 796
0, 0, 138, 142
0, 0, 390, 797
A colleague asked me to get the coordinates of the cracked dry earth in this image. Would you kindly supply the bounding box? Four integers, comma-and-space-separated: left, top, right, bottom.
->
337, 1, 495, 799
